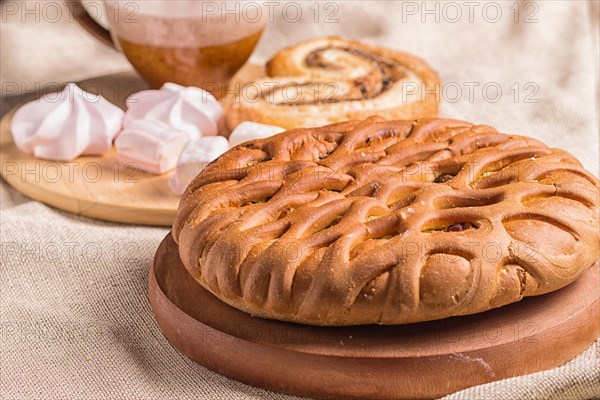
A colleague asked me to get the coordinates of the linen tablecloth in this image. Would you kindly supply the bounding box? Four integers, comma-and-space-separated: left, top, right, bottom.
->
1, 1, 599, 398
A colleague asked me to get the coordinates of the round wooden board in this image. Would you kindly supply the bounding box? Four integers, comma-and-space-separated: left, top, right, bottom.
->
0, 65, 265, 226
149, 233, 600, 400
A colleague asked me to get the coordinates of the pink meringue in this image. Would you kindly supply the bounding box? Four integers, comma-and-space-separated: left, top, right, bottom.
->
228, 121, 285, 147
124, 83, 225, 139
114, 119, 190, 174
168, 136, 229, 195
10, 83, 124, 161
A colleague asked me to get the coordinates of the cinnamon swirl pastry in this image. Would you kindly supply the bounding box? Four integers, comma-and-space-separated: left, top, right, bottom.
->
226, 37, 440, 130
173, 117, 600, 326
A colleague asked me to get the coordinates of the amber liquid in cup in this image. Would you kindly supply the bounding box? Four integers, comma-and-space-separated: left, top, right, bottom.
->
108, 1, 266, 98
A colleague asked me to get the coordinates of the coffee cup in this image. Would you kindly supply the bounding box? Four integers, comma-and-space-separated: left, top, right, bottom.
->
68, 0, 267, 98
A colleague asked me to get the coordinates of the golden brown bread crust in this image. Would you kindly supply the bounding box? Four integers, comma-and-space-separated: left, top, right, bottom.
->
173, 117, 600, 326
226, 37, 440, 130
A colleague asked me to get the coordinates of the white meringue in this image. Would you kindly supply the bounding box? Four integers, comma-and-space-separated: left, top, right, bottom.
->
168, 136, 229, 195
124, 82, 225, 139
114, 119, 190, 175
10, 83, 124, 161
228, 121, 285, 147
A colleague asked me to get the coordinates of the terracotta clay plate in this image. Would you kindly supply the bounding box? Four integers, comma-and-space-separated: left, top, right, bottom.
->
148, 232, 599, 400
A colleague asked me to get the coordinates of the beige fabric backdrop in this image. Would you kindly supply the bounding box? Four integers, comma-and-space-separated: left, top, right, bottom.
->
1, 1, 599, 399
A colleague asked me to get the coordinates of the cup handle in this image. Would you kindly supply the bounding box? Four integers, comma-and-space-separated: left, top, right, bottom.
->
67, 0, 115, 48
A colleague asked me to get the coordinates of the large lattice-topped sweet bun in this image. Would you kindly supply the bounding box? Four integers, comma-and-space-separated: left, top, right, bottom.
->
173, 117, 600, 326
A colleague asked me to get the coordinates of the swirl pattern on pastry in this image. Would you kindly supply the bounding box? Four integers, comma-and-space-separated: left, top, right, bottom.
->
173, 117, 600, 326
226, 37, 440, 130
